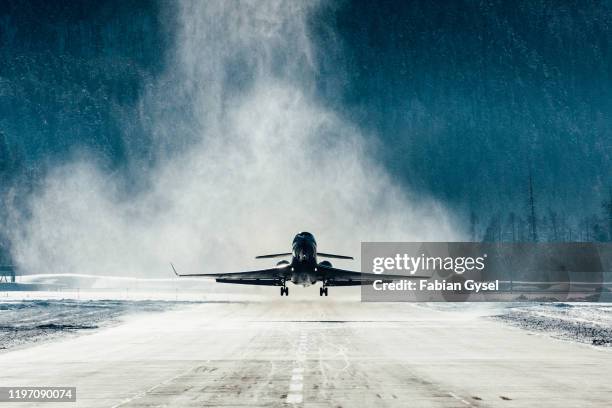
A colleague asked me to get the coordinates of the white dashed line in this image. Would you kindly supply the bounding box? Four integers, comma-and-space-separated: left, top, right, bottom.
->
286, 393, 303, 404
448, 392, 472, 406
289, 382, 303, 392
286, 332, 308, 405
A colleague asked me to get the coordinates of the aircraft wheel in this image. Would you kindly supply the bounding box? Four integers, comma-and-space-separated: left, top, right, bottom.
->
281, 287, 289, 296
285, 287, 289, 296
324, 287, 328, 296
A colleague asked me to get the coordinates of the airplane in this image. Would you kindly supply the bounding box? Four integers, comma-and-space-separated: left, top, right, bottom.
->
171, 231, 427, 296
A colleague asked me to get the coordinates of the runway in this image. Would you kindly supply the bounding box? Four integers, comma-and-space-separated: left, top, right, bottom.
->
0, 300, 611, 407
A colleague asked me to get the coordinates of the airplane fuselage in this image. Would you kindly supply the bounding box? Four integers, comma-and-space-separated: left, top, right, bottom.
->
289, 231, 319, 287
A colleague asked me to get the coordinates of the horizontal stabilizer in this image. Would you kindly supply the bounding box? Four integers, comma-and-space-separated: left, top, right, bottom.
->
317, 252, 354, 260
255, 253, 292, 259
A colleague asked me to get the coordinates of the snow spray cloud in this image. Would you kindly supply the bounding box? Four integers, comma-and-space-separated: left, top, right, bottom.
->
7, 1, 462, 277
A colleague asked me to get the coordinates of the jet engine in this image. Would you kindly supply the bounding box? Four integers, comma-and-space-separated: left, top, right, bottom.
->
318, 260, 332, 268
277, 260, 290, 267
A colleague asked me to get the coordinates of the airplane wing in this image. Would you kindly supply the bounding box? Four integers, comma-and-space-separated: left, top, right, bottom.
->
316, 263, 430, 286
171, 263, 290, 286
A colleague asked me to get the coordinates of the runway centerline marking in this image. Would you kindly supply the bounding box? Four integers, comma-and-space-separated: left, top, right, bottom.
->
287, 331, 307, 405
448, 392, 473, 406
289, 382, 303, 392
286, 393, 303, 404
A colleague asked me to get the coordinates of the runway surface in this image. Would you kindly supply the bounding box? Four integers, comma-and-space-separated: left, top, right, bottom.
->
0, 300, 611, 407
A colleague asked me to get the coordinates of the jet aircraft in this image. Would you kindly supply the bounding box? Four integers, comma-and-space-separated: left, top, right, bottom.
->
171, 231, 426, 296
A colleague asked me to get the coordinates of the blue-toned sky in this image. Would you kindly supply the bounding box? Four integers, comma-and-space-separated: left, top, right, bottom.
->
1, 1, 611, 274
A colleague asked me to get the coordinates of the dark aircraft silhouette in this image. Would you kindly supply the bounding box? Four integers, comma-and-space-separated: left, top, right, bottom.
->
171, 231, 426, 296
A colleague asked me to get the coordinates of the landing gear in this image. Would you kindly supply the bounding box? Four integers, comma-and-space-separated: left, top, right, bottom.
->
280, 286, 289, 296
319, 287, 328, 296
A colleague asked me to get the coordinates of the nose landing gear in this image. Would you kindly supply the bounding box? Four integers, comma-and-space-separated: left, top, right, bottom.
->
319, 286, 328, 296
280, 286, 289, 296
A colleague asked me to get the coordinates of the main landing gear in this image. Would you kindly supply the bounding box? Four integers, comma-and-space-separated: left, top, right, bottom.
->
319, 286, 328, 296
280, 286, 289, 296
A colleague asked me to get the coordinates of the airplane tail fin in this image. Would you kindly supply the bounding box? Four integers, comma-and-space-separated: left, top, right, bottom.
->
255, 253, 292, 259
317, 252, 354, 260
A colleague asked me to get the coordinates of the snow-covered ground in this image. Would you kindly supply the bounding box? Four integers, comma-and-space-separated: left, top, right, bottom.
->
0, 298, 197, 351
0, 285, 355, 353
416, 301, 612, 347
2, 288, 612, 356
1, 300, 611, 407
492, 303, 612, 347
